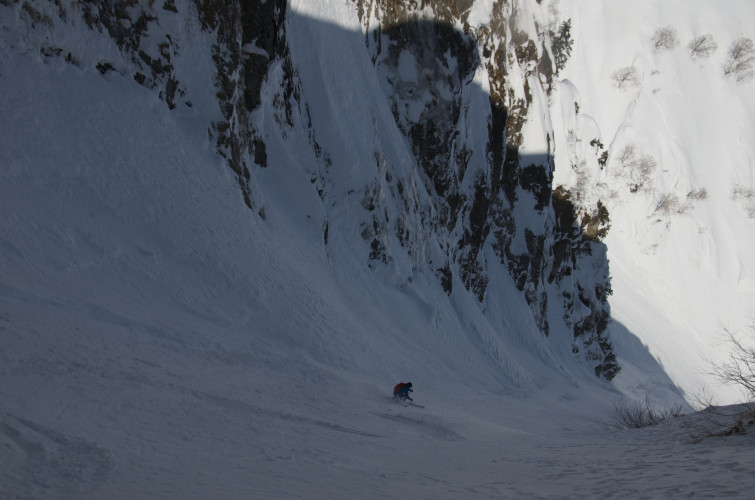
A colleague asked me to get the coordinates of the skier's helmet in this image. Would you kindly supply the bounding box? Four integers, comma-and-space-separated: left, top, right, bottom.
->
407, 382, 412, 388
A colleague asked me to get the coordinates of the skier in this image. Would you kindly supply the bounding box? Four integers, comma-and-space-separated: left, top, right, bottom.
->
393, 382, 413, 401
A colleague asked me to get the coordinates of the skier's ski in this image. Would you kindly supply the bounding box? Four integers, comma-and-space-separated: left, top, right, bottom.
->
392, 395, 423, 408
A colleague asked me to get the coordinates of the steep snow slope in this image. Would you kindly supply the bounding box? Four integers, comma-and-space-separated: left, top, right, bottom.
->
3, 44, 754, 500
0, 7, 610, 498
552, 0, 755, 404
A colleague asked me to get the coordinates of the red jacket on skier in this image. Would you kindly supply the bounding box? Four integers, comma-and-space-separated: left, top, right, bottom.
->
393, 382, 413, 401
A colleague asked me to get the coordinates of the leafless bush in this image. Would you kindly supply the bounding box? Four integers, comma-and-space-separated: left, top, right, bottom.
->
687, 187, 708, 200
711, 327, 755, 400
613, 394, 685, 428
732, 184, 755, 218
723, 37, 755, 83
614, 144, 655, 193
654, 193, 680, 214
630, 155, 656, 193
732, 184, 755, 199
617, 144, 637, 166
612, 66, 642, 90
675, 188, 709, 214
652, 26, 679, 52
689, 387, 717, 412
688, 34, 718, 59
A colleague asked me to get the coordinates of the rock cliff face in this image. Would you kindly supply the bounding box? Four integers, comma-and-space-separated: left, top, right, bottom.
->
3, 0, 618, 379
192, 0, 287, 215
350, 0, 618, 378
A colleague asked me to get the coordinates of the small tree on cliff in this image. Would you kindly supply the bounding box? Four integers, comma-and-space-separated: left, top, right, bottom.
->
552, 19, 573, 74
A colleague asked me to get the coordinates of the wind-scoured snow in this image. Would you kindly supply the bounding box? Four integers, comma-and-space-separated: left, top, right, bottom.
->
1, 1, 754, 499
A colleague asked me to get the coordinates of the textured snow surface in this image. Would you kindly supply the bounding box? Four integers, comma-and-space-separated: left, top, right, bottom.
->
552, 0, 755, 405
1, 1, 754, 498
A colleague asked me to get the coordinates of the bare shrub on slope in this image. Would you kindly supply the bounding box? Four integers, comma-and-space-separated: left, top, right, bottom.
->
654, 193, 680, 215
613, 393, 685, 429
612, 66, 643, 90
615, 144, 656, 193
712, 327, 755, 400
688, 34, 717, 59
651, 26, 678, 52
732, 184, 755, 217
686, 187, 708, 200
723, 37, 755, 83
